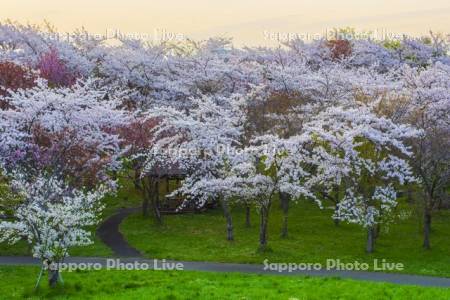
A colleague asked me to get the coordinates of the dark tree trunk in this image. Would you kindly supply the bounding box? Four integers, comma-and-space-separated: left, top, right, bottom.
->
142, 193, 149, 217
165, 177, 170, 194
423, 209, 432, 249
245, 205, 251, 228
374, 224, 381, 240
152, 179, 163, 225
366, 226, 375, 253
259, 204, 271, 251
134, 169, 142, 190
141, 178, 150, 217
48, 268, 59, 288
220, 198, 234, 241
280, 192, 289, 238
407, 185, 413, 204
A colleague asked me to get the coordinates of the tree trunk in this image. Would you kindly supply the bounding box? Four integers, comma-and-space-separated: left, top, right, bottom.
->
333, 186, 341, 226
134, 169, 142, 190
333, 204, 340, 226
141, 179, 150, 217
280, 192, 289, 238
407, 185, 413, 204
152, 179, 162, 225
375, 224, 381, 240
366, 226, 375, 253
245, 205, 251, 228
259, 204, 271, 251
423, 209, 432, 249
48, 268, 59, 288
142, 193, 149, 217
220, 198, 234, 241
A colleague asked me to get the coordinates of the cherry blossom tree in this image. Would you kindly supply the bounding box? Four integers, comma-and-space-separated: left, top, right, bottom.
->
0, 20, 93, 76
0, 170, 108, 287
302, 106, 419, 253
243, 136, 319, 250
0, 79, 127, 287
0, 79, 127, 186
398, 63, 450, 249
143, 93, 248, 238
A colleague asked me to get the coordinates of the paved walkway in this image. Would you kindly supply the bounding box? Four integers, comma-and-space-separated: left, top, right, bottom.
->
1, 208, 449, 288
96, 207, 141, 257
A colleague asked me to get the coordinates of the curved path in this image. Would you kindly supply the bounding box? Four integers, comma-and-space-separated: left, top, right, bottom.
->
96, 207, 141, 257
1, 208, 449, 288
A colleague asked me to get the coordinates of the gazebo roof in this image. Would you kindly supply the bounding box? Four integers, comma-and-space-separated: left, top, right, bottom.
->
145, 163, 186, 178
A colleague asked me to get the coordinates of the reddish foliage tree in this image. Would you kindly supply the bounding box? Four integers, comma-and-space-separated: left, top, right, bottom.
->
327, 39, 353, 60
117, 116, 161, 182
118, 117, 159, 154
117, 117, 161, 217
37, 48, 78, 87
29, 124, 115, 189
0, 62, 36, 109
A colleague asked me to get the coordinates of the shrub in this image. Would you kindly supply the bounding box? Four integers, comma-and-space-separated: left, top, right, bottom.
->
326, 39, 352, 60
37, 48, 78, 87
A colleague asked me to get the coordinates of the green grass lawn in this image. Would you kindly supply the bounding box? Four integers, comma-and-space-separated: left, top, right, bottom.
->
1, 266, 449, 299
121, 201, 450, 277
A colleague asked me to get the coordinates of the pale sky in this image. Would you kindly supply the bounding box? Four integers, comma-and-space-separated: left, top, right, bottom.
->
1, 0, 449, 46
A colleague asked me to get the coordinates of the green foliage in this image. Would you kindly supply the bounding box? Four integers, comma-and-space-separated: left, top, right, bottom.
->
0, 180, 22, 217
383, 40, 402, 50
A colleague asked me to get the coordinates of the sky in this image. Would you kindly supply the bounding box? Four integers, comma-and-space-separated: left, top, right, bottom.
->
1, 0, 449, 46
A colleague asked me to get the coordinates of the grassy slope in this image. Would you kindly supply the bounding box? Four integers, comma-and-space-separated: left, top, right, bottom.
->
0, 178, 142, 257
1, 266, 449, 299
121, 201, 450, 277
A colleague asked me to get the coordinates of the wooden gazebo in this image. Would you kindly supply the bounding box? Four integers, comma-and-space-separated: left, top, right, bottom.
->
144, 164, 194, 214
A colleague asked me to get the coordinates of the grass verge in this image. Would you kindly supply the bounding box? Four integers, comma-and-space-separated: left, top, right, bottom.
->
1, 266, 449, 299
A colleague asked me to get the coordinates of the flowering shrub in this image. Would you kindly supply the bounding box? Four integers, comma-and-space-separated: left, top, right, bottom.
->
37, 48, 78, 87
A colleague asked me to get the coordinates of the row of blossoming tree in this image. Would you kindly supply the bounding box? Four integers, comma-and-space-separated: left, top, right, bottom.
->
0, 21, 448, 287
